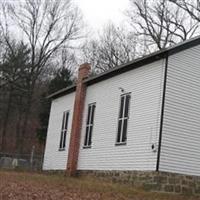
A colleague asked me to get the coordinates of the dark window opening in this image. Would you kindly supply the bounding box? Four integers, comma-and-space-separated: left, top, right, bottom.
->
84, 103, 96, 147
116, 93, 131, 144
59, 111, 69, 150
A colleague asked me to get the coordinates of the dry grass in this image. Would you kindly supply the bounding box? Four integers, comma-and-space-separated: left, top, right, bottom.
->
0, 170, 199, 200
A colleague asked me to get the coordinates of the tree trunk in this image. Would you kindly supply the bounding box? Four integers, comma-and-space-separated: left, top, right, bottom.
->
1, 88, 13, 152
19, 87, 34, 154
16, 96, 23, 155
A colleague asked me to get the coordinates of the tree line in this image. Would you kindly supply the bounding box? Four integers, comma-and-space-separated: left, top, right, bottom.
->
0, 0, 200, 154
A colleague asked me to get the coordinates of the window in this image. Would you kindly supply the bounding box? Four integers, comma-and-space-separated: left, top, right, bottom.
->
84, 103, 96, 147
116, 93, 131, 144
59, 111, 69, 150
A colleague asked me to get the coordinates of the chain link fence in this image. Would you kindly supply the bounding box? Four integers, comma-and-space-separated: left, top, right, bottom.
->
0, 149, 43, 171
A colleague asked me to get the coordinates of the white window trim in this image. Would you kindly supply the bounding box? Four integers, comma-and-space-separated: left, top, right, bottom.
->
59, 110, 69, 151
83, 103, 96, 148
116, 93, 131, 145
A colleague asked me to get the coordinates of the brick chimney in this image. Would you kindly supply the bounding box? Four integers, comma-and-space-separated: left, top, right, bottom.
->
67, 63, 91, 176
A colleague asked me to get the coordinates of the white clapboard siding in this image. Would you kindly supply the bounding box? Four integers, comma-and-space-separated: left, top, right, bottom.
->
160, 45, 200, 176
43, 92, 75, 170
78, 60, 165, 171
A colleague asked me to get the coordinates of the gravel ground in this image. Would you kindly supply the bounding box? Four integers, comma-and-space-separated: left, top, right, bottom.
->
0, 171, 200, 200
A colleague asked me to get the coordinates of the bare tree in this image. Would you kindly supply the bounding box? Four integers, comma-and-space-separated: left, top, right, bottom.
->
0, 0, 83, 153
81, 23, 140, 73
126, 0, 199, 51
0, 41, 30, 152
170, 0, 200, 22
50, 46, 79, 75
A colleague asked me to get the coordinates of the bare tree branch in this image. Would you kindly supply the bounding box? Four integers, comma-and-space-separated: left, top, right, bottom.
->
81, 23, 140, 73
126, 0, 200, 50
170, 0, 200, 23
0, 0, 83, 153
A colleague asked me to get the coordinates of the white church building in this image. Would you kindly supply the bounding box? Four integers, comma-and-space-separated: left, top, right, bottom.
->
43, 36, 200, 184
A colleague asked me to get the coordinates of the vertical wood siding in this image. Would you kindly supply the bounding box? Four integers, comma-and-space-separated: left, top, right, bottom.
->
78, 60, 165, 171
43, 93, 75, 170
160, 45, 200, 176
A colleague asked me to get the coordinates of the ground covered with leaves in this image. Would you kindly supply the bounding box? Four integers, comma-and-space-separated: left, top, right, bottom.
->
0, 170, 200, 200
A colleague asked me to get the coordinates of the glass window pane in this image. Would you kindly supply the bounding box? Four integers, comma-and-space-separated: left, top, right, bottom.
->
91, 104, 96, 124
60, 111, 69, 149
124, 95, 130, 118
88, 126, 93, 146
61, 112, 65, 130
117, 120, 122, 143
84, 126, 89, 146
119, 96, 125, 118
63, 130, 67, 148
64, 112, 69, 130
122, 119, 128, 142
87, 106, 91, 125
84, 103, 96, 147
59, 131, 64, 149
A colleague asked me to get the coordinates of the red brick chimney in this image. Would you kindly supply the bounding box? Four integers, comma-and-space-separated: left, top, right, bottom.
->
67, 63, 91, 176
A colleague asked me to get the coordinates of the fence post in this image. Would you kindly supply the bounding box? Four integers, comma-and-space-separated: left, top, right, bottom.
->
30, 145, 35, 170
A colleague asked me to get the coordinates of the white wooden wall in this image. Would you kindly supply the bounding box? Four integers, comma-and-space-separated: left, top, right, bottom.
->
43, 92, 75, 170
160, 45, 200, 176
78, 60, 165, 171
43, 60, 165, 171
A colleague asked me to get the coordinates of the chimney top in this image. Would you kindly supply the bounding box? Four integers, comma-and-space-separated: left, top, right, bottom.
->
79, 63, 91, 71
77, 63, 91, 81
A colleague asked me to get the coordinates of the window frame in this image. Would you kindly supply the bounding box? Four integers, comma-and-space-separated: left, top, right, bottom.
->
83, 102, 96, 148
59, 110, 70, 151
116, 93, 131, 145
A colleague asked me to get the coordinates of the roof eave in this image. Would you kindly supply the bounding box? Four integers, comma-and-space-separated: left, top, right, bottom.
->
48, 35, 200, 99
47, 84, 76, 99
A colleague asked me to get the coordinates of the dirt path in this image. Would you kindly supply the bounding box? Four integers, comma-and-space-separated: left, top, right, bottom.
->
0, 171, 199, 200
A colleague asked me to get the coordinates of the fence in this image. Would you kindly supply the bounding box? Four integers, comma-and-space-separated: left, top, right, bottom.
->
0, 151, 43, 171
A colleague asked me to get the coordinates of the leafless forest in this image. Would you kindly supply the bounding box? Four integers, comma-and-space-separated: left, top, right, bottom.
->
0, 0, 200, 156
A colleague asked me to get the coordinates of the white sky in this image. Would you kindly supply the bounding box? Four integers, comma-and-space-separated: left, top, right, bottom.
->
74, 0, 130, 31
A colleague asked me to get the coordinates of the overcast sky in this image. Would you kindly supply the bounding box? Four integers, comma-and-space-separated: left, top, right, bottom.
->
74, 0, 130, 31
